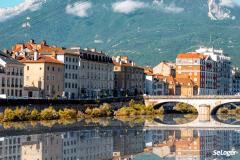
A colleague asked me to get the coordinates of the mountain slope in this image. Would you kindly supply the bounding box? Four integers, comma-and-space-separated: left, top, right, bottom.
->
0, 0, 240, 66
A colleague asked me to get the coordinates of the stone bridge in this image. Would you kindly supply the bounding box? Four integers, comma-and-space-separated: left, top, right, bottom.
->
144, 96, 240, 115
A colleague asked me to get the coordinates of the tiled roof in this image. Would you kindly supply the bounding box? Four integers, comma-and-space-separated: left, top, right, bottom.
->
177, 52, 207, 59
19, 55, 64, 65
176, 78, 194, 86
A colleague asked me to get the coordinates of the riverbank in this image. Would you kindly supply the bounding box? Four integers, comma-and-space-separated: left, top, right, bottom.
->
0, 100, 198, 123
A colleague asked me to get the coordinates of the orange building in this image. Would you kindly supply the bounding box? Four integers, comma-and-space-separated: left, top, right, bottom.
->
176, 52, 218, 95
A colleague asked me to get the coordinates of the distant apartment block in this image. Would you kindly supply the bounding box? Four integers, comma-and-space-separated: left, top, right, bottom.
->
63, 48, 114, 99
113, 56, 144, 97
196, 47, 232, 95
145, 71, 168, 96
176, 52, 218, 95
0, 51, 24, 98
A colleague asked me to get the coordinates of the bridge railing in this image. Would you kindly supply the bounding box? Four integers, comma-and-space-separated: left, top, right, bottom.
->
144, 95, 240, 99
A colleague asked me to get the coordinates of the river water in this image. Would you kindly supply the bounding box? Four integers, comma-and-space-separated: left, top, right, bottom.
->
0, 114, 240, 160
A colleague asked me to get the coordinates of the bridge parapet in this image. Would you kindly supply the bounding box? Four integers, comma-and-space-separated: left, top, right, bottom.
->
144, 95, 240, 115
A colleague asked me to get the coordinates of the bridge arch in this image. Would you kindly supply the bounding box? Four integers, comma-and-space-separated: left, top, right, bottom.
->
144, 95, 240, 116
211, 101, 240, 115
153, 101, 198, 114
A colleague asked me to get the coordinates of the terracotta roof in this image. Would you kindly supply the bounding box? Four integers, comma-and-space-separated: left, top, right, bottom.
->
175, 78, 194, 86
177, 52, 207, 59
19, 55, 64, 65
38, 46, 64, 54
144, 67, 153, 75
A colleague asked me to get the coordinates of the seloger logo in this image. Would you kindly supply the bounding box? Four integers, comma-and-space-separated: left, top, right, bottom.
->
213, 149, 238, 157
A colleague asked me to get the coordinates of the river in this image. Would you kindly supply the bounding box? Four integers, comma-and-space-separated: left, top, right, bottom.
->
0, 114, 240, 160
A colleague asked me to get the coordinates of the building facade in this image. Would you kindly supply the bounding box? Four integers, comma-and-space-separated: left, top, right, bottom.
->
231, 67, 240, 94
63, 48, 114, 99
153, 61, 176, 77
113, 56, 144, 97
196, 47, 232, 95
19, 53, 64, 98
0, 51, 24, 98
176, 52, 218, 95
145, 74, 168, 96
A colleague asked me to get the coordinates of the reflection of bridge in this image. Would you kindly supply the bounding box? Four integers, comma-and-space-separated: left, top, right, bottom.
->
144, 96, 240, 115
145, 116, 240, 131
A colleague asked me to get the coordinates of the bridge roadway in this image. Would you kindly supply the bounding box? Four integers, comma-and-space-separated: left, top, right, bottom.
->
144, 95, 240, 115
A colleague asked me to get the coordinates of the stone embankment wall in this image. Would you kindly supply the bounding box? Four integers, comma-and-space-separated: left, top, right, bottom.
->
0, 96, 143, 111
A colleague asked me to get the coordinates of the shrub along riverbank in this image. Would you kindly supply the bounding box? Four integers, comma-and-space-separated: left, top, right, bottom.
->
0, 100, 198, 122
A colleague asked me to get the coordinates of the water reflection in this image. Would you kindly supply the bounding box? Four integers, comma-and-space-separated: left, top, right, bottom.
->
0, 114, 239, 160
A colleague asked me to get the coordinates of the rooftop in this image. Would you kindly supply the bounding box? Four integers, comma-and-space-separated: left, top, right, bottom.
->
18, 55, 64, 65
177, 52, 207, 59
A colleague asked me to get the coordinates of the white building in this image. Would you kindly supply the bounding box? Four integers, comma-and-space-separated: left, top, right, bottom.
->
0, 51, 24, 98
196, 47, 232, 95
145, 74, 168, 96
64, 48, 114, 99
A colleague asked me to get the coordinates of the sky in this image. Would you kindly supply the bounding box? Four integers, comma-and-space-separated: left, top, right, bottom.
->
0, 0, 23, 7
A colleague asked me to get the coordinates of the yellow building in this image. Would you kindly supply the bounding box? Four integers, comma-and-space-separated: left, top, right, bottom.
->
19, 53, 64, 98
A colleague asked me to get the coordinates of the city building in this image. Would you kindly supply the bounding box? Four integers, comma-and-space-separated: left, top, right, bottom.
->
12, 40, 115, 99
231, 67, 240, 94
196, 47, 232, 95
145, 72, 168, 96
0, 51, 24, 98
18, 52, 64, 98
176, 78, 198, 96
176, 52, 218, 95
113, 56, 144, 97
153, 61, 176, 77
64, 48, 114, 99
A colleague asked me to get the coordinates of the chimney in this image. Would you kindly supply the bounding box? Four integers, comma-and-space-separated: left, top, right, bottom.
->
29, 39, 35, 44
41, 40, 46, 46
131, 61, 135, 66
34, 51, 39, 61
52, 51, 57, 59
2, 49, 9, 54
91, 48, 96, 52
12, 53, 16, 59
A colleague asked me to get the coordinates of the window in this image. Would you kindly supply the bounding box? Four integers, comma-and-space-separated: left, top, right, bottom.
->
27, 66, 29, 70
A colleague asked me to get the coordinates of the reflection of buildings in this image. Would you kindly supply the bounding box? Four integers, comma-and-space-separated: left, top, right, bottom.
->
144, 129, 240, 160
21, 133, 63, 160
62, 130, 113, 160
113, 129, 144, 159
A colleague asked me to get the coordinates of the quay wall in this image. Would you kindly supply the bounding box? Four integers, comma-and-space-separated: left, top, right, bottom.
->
0, 96, 143, 111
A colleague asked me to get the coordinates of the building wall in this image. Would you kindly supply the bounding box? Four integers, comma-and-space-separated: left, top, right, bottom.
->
0, 64, 24, 98
23, 62, 64, 98
79, 60, 114, 98
57, 54, 80, 99
153, 62, 176, 77
114, 64, 144, 96
176, 55, 218, 95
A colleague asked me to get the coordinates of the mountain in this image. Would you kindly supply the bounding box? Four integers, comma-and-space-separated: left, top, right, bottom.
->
0, 0, 240, 66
